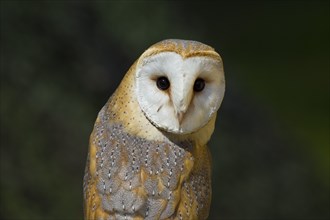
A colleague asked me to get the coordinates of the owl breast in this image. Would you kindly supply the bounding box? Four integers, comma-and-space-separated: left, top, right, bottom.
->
83, 103, 212, 219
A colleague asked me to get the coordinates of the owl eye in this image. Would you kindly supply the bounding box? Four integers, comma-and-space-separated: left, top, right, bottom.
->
156, 77, 170, 90
194, 78, 205, 92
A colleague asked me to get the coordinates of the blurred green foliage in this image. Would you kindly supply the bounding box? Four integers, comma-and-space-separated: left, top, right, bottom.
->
0, 1, 329, 220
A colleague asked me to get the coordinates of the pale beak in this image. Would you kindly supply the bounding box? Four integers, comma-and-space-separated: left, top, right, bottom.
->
172, 75, 193, 126
177, 111, 185, 124
175, 102, 189, 125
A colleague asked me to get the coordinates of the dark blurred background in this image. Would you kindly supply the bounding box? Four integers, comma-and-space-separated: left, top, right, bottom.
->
0, 1, 329, 220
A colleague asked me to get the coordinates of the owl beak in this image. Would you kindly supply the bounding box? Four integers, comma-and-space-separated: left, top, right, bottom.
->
177, 111, 185, 124
176, 102, 189, 125
174, 83, 193, 125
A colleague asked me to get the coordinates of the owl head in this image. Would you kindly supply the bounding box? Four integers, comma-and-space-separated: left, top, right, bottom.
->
135, 39, 225, 135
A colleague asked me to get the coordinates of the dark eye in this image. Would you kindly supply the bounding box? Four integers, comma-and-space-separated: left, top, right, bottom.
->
194, 78, 205, 92
156, 77, 170, 90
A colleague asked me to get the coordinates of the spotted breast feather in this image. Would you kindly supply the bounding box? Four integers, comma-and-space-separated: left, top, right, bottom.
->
83, 102, 212, 219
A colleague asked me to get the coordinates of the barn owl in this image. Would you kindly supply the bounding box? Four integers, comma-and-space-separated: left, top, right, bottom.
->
83, 39, 225, 219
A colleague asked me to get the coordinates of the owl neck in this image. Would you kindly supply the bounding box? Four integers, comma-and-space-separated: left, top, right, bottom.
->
159, 115, 217, 146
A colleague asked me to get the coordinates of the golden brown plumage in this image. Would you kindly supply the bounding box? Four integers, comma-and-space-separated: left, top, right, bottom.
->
83, 39, 225, 219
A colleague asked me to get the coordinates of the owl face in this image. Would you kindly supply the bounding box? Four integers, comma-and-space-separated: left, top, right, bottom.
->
135, 40, 225, 134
